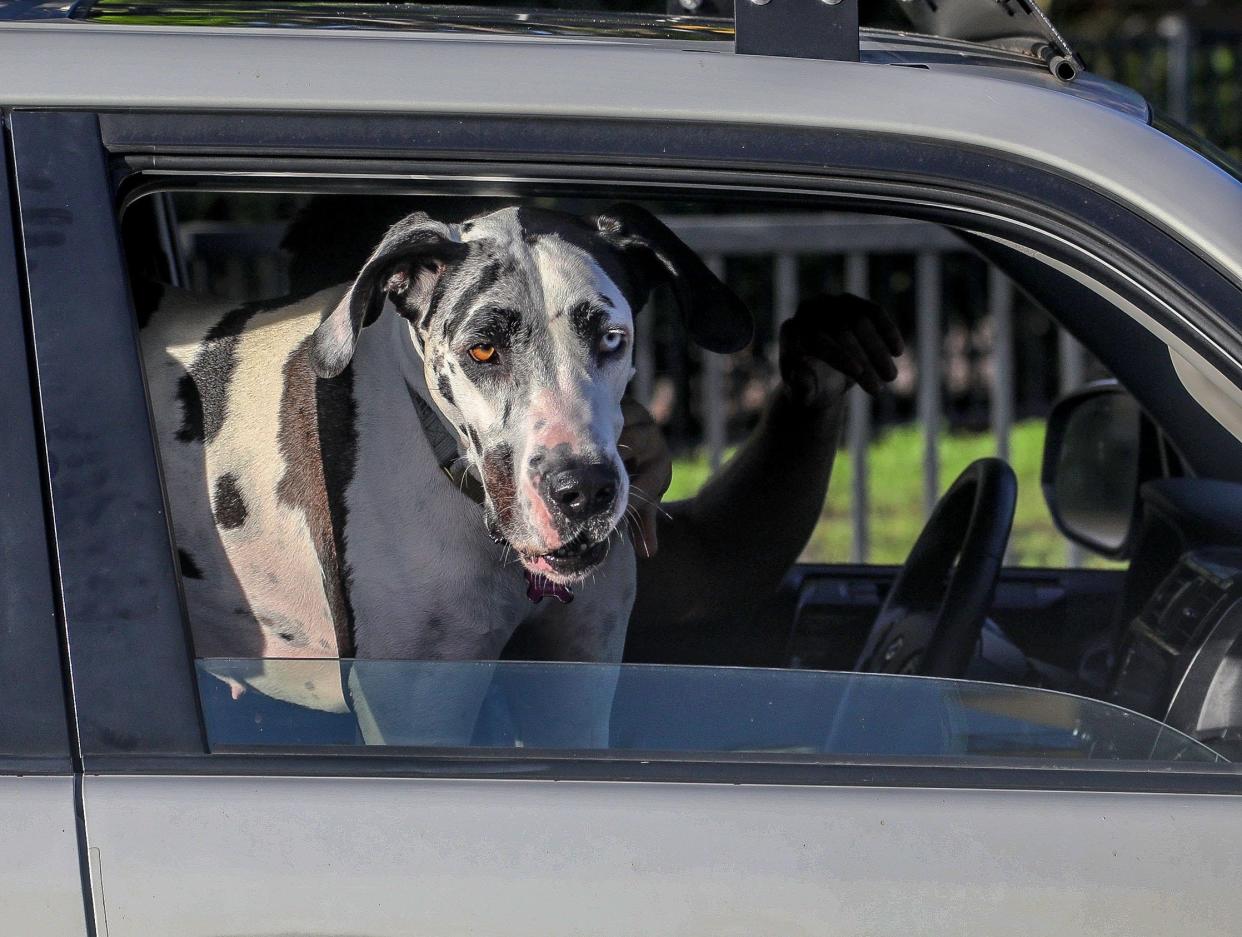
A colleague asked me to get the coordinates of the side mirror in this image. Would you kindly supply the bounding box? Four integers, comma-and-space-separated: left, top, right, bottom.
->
1041, 382, 1155, 560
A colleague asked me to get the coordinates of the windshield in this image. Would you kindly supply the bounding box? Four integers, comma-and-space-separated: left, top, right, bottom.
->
200, 659, 1220, 763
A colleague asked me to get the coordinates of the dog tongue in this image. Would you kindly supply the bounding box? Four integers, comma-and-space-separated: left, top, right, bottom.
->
525, 571, 574, 604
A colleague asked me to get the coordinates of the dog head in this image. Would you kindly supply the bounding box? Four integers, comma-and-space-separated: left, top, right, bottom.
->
311, 204, 752, 583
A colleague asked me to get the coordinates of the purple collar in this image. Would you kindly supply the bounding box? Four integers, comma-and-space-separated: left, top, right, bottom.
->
525, 571, 574, 604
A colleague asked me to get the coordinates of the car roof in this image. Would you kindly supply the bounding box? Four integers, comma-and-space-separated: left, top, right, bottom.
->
0, 0, 1146, 119
0, 10, 1237, 290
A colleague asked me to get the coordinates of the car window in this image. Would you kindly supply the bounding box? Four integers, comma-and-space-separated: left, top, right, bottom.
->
133, 192, 1095, 571
115, 185, 1220, 768
199, 658, 1218, 762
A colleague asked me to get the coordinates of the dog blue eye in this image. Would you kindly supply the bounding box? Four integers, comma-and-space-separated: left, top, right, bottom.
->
599, 331, 626, 355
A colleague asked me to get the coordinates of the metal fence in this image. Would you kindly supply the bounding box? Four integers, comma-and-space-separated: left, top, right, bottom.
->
663, 214, 1084, 565
1078, 18, 1242, 158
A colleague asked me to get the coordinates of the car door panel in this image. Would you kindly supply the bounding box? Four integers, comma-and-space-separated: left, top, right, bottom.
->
16, 102, 1242, 937
83, 775, 1242, 937
0, 778, 89, 937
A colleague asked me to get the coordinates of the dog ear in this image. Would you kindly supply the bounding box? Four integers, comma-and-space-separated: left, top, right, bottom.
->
311, 212, 468, 379
593, 203, 753, 354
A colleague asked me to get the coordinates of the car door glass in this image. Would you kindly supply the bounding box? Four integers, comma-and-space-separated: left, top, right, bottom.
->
198, 658, 1219, 762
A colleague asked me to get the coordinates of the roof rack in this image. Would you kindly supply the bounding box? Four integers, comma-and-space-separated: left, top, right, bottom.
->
1, 0, 1083, 82
733, 0, 1078, 80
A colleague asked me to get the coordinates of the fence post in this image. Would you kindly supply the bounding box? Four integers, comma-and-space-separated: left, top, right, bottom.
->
917, 251, 942, 518
153, 193, 188, 288
845, 252, 871, 564
773, 252, 799, 364
704, 254, 727, 471
988, 267, 1015, 466
1159, 13, 1192, 123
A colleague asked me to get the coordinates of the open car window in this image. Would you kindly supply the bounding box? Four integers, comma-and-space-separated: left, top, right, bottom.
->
109, 178, 1241, 771
133, 191, 1094, 569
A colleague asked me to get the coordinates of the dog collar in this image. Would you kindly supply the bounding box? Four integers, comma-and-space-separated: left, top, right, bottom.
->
409, 386, 573, 604
408, 388, 486, 505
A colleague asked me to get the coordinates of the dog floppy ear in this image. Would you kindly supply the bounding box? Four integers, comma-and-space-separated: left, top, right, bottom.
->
311, 212, 467, 379
593, 203, 753, 354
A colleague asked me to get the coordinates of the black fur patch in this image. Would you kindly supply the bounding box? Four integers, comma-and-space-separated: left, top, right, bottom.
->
467, 425, 481, 451
448, 258, 506, 322
316, 359, 359, 658
436, 373, 454, 406
177, 548, 204, 580
174, 374, 205, 444
212, 473, 248, 530
569, 300, 608, 343
177, 305, 259, 443
515, 206, 641, 309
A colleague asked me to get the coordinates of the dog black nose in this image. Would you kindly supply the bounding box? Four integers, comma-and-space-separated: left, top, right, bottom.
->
548, 462, 617, 520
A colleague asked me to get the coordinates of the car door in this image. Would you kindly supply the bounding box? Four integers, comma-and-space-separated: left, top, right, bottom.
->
0, 118, 89, 937
11, 26, 1242, 937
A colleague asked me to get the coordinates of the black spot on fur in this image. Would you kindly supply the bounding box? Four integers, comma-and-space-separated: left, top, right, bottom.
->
317, 361, 359, 658
449, 259, 505, 321
502, 400, 511, 424
470, 306, 525, 346
174, 374, 205, 443
178, 304, 260, 443
467, 425, 481, 451
212, 473, 248, 530
436, 374, 454, 405
177, 548, 204, 580
516, 206, 641, 308
569, 300, 608, 343
419, 247, 480, 331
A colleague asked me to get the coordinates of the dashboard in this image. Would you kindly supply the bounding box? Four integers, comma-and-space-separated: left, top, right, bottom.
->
1109, 481, 1242, 759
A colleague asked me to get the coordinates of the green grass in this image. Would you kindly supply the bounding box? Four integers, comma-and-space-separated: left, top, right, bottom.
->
667, 419, 1094, 567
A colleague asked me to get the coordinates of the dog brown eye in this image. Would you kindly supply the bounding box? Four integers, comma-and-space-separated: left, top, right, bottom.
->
469, 344, 497, 363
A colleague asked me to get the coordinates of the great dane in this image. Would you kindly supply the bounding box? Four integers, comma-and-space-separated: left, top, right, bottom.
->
141, 203, 751, 743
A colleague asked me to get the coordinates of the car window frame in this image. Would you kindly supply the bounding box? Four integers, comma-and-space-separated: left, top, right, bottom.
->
15, 107, 1242, 794
0, 115, 74, 776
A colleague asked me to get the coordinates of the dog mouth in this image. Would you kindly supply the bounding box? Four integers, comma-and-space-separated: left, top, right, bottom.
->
520, 529, 611, 581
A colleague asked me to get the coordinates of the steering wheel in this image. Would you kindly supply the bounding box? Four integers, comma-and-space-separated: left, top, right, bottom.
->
854, 458, 1017, 678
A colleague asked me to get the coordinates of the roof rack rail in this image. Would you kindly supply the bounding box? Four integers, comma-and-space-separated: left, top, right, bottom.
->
733, 0, 1078, 80
3, 0, 1083, 82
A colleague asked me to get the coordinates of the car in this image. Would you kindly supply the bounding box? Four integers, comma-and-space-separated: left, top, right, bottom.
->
3, 1, 1242, 935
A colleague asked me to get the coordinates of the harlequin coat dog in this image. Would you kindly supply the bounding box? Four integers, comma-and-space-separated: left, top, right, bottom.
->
141, 204, 751, 739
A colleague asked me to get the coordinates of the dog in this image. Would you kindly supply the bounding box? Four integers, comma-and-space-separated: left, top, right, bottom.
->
141, 203, 751, 742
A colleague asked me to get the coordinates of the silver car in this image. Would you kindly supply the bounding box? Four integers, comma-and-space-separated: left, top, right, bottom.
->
2, 1, 1242, 934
